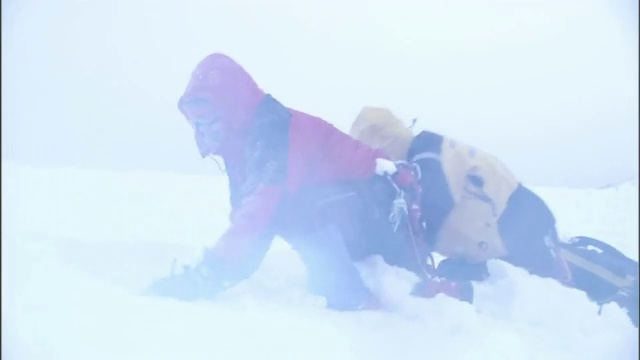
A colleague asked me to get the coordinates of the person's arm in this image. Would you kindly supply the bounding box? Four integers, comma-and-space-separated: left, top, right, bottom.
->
203, 94, 292, 282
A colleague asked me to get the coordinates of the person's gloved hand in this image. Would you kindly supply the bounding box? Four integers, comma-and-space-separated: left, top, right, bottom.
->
144, 250, 233, 301
375, 158, 398, 176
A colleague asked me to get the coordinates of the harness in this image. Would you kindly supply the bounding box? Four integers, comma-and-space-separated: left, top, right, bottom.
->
385, 161, 438, 280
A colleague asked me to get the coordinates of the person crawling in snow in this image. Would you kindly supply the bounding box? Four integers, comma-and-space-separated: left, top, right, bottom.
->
349, 106, 639, 327
145, 53, 466, 310
349, 106, 577, 283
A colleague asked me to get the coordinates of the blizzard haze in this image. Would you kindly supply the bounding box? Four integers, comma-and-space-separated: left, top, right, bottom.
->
2, 0, 638, 187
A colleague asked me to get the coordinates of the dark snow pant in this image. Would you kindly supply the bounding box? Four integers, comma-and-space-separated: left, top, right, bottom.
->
275, 178, 417, 310
289, 224, 373, 310
275, 183, 378, 310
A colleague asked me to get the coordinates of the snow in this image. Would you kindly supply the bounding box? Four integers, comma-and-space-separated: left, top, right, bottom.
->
3, 161, 638, 360
2, 0, 638, 357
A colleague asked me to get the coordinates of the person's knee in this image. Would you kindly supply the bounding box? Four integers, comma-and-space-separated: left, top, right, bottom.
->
286, 225, 373, 309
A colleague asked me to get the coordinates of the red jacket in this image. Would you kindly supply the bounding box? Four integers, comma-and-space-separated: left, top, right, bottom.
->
178, 53, 387, 268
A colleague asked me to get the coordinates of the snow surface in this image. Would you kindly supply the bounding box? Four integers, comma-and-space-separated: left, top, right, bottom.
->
3, 161, 638, 360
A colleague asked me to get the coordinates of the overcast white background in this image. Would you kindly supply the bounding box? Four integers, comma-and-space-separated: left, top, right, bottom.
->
2, 0, 638, 188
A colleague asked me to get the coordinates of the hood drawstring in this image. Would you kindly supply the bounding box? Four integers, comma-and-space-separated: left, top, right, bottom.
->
208, 154, 227, 173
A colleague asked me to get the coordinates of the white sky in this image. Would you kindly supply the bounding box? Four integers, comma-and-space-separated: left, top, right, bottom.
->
2, 0, 638, 187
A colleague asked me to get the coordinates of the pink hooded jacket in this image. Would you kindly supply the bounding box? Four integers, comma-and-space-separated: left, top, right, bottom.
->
178, 53, 388, 265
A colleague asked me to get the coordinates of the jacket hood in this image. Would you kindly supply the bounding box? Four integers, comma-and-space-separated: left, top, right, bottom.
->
178, 53, 266, 135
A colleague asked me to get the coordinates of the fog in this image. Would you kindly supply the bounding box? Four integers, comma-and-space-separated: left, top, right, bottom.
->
3, 0, 638, 187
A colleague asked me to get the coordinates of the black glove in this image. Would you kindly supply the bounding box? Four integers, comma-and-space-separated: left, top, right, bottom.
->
436, 258, 490, 282
144, 252, 233, 301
